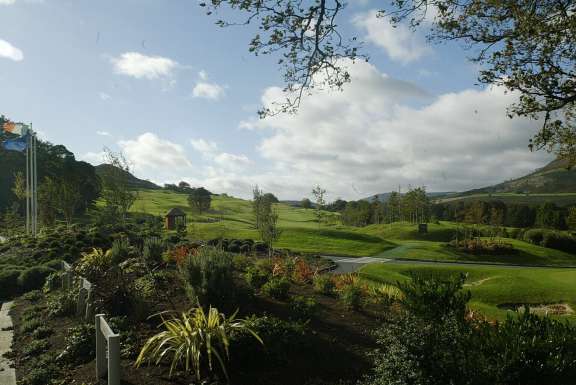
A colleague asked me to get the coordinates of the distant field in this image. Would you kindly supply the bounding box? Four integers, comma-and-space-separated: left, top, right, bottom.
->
131, 190, 394, 257
132, 190, 575, 264
434, 192, 576, 207
360, 262, 576, 321
361, 222, 576, 266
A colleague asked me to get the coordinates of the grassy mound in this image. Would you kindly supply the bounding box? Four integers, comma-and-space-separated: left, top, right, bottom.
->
360, 262, 576, 321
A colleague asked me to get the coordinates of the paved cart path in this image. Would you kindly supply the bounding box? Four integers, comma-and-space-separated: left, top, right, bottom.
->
0, 301, 16, 385
325, 244, 576, 273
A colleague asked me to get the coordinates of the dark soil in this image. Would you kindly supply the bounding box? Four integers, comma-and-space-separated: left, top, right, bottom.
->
11, 274, 386, 385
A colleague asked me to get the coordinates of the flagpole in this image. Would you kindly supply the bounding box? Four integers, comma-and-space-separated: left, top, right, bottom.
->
26, 133, 30, 235
32, 125, 37, 236
34, 130, 38, 236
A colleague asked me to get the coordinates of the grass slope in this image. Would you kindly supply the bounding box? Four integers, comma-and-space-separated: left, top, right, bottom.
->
360, 262, 576, 321
361, 222, 576, 266
434, 192, 576, 207
132, 190, 394, 257
132, 190, 575, 264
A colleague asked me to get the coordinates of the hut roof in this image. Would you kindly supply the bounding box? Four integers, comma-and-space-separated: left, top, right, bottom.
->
165, 207, 186, 217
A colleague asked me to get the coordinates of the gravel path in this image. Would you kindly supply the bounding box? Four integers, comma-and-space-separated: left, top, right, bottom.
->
0, 301, 16, 385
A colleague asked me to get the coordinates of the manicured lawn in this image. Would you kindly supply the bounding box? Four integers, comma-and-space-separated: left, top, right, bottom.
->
360, 222, 576, 266
359, 262, 576, 321
131, 190, 394, 257
132, 190, 575, 262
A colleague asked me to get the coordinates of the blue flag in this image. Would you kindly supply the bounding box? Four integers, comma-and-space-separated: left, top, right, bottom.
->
2, 135, 28, 152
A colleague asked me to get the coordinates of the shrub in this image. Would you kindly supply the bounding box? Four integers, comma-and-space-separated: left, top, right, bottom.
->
22, 339, 50, 357
18, 366, 58, 385
57, 323, 95, 365
43, 259, 62, 270
313, 274, 335, 296
261, 277, 291, 300
244, 266, 270, 289
75, 248, 112, 282
0, 269, 21, 298
42, 271, 62, 293
179, 246, 235, 307
292, 259, 314, 283
368, 283, 404, 305
230, 315, 308, 365
290, 295, 318, 320
541, 231, 576, 253
46, 290, 77, 318
362, 275, 576, 385
18, 266, 56, 292
136, 306, 262, 382
232, 254, 252, 271
143, 237, 164, 265
21, 318, 43, 333
109, 237, 131, 264
31, 326, 53, 339
22, 290, 43, 302
399, 272, 470, 322
524, 229, 545, 245
339, 284, 363, 310
21, 305, 43, 322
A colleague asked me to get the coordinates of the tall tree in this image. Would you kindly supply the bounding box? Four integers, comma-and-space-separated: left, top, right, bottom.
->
259, 207, 282, 257
99, 149, 137, 222
187, 187, 212, 214
203, 1, 576, 163
312, 185, 326, 227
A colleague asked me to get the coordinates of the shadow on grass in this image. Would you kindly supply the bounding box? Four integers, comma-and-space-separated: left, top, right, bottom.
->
288, 227, 387, 244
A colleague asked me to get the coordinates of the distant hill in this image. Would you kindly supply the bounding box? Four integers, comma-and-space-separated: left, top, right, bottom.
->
458, 158, 575, 196
95, 164, 161, 190
365, 192, 454, 203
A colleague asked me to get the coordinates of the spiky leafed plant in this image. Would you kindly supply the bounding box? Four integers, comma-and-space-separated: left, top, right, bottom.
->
135, 306, 262, 382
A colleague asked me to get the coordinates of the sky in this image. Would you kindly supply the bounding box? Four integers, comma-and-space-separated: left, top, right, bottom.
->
0, 0, 554, 201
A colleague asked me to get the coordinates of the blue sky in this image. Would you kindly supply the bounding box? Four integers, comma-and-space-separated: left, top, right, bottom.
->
0, 0, 553, 200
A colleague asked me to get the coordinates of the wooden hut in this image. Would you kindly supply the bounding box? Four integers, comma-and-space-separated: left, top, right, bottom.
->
165, 208, 187, 230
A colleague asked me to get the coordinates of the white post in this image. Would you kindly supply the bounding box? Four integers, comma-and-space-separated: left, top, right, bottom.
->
95, 314, 107, 378
108, 334, 121, 385
95, 314, 121, 385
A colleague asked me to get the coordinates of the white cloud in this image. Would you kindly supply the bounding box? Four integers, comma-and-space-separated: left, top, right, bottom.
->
119, 133, 192, 171
190, 138, 218, 155
214, 152, 252, 170
353, 10, 431, 63
241, 60, 551, 199
0, 0, 16, 4
192, 71, 225, 100
98, 92, 111, 101
96, 130, 112, 137
111, 52, 177, 80
0, 39, 23, 61
191, 138, 251, 171
80, 151, 106, 165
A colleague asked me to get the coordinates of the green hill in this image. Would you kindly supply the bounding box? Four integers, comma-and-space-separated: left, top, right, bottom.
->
132, 189, 395, 257
466, 158, 575, 194
132, 189, 576, 264
434, 158, 576, 206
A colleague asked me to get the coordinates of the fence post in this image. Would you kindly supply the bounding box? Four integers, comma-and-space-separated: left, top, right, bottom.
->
108, 334, 121, 385
95, 314, 106, 378
77, 287, 87, 317
85, 289, 94, 321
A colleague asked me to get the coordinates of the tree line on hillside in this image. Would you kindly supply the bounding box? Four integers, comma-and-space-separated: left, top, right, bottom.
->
301, 185, 576, 231
433, 200, 576, 231
301, 187, 432, 227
